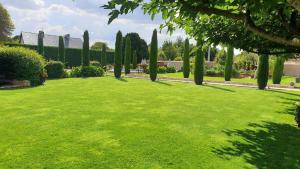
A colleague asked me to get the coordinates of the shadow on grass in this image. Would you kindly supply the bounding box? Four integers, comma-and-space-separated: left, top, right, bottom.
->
117, 78, 128, 82
204, 85, 235, 92
268, 89, 300, 97
154, 81, 172, 86
212, 121, 300, 169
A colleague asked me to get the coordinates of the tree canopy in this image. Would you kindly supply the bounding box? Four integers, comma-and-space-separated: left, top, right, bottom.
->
91, 42, 110, 51
0, 3, 14, 41
103, 0, 300, 55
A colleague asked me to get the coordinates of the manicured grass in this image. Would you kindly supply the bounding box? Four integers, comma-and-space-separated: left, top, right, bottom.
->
0, 77, 300, 168
159, 72, 298, 86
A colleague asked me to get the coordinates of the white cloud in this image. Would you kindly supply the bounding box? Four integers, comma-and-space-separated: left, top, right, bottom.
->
0, 0, 44, 9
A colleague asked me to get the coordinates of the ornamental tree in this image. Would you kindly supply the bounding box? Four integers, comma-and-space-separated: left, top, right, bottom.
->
183, 38, 190, 78
257, 54, 269, 90
82, 30, 90, 66
58, 36, 65, 63
149, 29, 158, 81
194, 41, 204, 85
224, 46, 234, 81
272, 56, 286, 84
124, 36, 132, 74
114, 31, 123, 78
101, 43, 107, 67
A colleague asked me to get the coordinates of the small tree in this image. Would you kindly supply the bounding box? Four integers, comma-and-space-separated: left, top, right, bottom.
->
149, 29, 158, 81
114, 31, 123, 78
257, 54, 269, 90
125, 36, 132, 74
183, 38, 190, 78
37, 34, 44, 56
82, 30, 90, 66
272, 56, 285, 84
194, 41, 204, 85
132, 50, 138, 69
224, 45, 234, 81
58, 36, 65, 63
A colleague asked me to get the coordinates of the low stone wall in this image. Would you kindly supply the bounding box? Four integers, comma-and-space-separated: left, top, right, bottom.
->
284, 63, 300, 77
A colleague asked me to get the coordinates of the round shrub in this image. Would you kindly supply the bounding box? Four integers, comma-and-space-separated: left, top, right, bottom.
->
166, 66, 176, 73
158, 66, 167, 74
90, 61, 101, 67
70, 66, 104, 78
45, 61, 64, 79
0, 46, 45, 86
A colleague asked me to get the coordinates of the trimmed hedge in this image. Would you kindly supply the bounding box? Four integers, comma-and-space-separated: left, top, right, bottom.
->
82, 30, 90, 66
183, 38, 190, 78
58, 36, 65, 63
225, 46, 234, 81
124, 36, 131, 74
114, 31, 123, 78
272, 56, 285, 84
5, 43, 114, 67
194, 43, 204, 85
0, 46, 46, 86
70, 66, 104, 78
45, 61, 64, 79
257, 54, 269, 90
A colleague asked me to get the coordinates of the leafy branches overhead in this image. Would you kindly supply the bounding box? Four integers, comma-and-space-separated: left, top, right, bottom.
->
103, 0, 300, 54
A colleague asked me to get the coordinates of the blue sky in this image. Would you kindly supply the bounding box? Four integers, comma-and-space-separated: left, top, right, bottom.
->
0, 0, 190, 48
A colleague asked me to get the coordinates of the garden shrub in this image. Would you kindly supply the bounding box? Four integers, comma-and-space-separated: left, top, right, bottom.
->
183, 38, 190, 78
70, 66, 104, 78
0, 46, 46, 86
90, 61, 101, 67
45, 61, 64, 79
132, 50, 138, 69
295, 103, 300, 127
38, 34, 44, 55
158, 66, 167, 74
114, 31, 123, 78
166, 66, 176, 73
149, 29, 158, 81
58, 36, 65, 63
257, 54, 269, 90
272, 56, 285, 84
101, 44, 107, 67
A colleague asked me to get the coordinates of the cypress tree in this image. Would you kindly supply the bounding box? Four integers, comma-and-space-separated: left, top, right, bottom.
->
132, 50, 138, 69
183, 38, 190, 78
194, 41, 204, 85
101, 43, 107, 67
272, 56, 285, 84
114, 31, 123, 78
149, 29, 158, 81
224, 45, 234, 81
37, 34, 44, 56
58, 36, 65, 63
125, 36, 132, 74
257, 54, 269, 90
82, 30, 90, 66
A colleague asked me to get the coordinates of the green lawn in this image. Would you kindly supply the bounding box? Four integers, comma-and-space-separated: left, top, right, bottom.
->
0, 77, 300, 169
158, 72, 298, 86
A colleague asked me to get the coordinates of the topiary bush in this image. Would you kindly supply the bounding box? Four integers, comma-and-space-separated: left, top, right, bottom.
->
149, 29, 158, 81
158, 66, 167, 74
90, 60, 101, 67
114, 31, 123, 78
257, 54, 269, 90
295, 103, 300, 127
45, 61, 64, 79
183, 38, 190, 78
166, 66, 176, 73
194, 42, 204, 85
82, 30, 90, 66
70, 66, 104, 78
225, 46, 234, 81
124, 36, 131, 74
58, 36, 65, 63
0, 47, 46, 86
272, 56, 285, 84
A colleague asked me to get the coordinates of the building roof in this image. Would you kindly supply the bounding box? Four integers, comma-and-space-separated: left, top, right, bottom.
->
20, 32, 83, 49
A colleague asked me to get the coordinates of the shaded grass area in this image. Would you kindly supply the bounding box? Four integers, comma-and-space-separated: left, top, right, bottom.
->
159, 72, 298, 86
0, 77, 299, 168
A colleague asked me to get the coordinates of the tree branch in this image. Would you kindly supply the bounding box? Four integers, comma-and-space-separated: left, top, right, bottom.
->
279, 9, 300, 36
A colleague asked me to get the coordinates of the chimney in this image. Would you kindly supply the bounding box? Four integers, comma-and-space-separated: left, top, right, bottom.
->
38, 31, 44, 39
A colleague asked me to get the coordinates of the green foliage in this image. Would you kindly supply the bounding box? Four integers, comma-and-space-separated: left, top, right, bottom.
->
45, 61, 65, 79
91, 42, 110, 50
158, 66, 167, 74
257, 54, 269, 90
295, 103, 300, 127
58, 36, 65, 63
122, 33, 149, 63
272, 56, 285, 84
124, 36, 131, 74
166, 66, 176, 73
37, 35, 44, 56
101, 44, 107, 67
183, 38, 190, 78
214, 48, 226, 66
0, 46, 45, 86
224, 46, 234, 81
149, 29, 158, 81
82, 30, 90, 66
70, 66, 104, 78
234, 52, 258, 70
0, 3, 14, 41
132, 50, 138, 69
90, 61, 101, 67
194, 43, 204, 85
114, 31, 123, 78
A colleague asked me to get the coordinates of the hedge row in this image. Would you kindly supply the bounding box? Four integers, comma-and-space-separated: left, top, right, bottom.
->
5, 43, 114, 67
